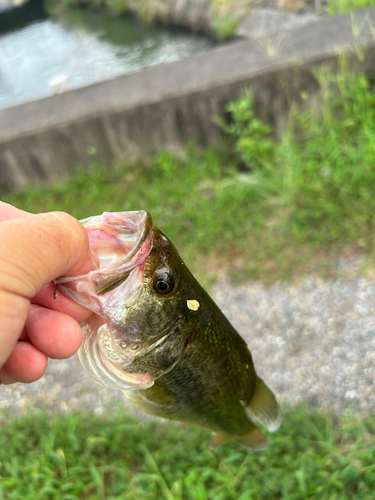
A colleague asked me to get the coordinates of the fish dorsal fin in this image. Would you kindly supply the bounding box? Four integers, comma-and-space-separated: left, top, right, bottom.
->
247, 377, 281, 433
210, 425, 268, 451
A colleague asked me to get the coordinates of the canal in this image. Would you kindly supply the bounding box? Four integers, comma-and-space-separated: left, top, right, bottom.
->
0, 0, 215, 110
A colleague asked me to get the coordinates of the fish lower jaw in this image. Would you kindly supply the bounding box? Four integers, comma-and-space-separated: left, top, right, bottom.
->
77, 322, 155, 391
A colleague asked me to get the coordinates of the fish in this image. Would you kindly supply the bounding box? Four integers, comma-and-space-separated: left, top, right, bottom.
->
56, 211, 281, 450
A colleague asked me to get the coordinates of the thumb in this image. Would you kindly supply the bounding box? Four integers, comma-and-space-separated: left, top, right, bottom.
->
0, 212, 97, 368
0, 212, 96, 298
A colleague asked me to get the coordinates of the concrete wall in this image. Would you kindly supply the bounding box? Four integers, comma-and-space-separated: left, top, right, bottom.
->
2, 7, 375, 191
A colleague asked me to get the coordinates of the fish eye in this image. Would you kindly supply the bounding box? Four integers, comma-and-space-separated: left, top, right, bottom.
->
152, 271, 175, 296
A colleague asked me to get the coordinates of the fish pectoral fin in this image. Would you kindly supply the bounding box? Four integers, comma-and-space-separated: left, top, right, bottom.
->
246, 377, 282, 433
210, 425, 268, 451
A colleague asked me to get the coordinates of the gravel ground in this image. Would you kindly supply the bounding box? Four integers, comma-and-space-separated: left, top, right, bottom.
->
213, 276, 375, 414
1, 275, 374, 417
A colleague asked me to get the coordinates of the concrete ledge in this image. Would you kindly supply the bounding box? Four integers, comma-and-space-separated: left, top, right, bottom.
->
2, 7, 375, 191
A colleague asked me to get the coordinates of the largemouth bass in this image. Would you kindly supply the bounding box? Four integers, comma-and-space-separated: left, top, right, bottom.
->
56, 211, 281, 450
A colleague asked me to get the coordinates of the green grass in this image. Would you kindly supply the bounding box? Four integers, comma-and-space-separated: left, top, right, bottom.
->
0, 405, 374, 499
3, 72, 375, 284
326, 0, 375, 15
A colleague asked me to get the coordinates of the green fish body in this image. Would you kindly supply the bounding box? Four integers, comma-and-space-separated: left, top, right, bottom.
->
57, 211, 281, 449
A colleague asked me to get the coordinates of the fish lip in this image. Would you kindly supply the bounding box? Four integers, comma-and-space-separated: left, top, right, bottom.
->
84, 210, 153, 296
81, 210, 153, 274
55, 210, 153, 295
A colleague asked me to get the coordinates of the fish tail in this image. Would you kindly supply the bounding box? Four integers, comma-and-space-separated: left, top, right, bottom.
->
209, 425, 268, 451
246, 376, 282, 432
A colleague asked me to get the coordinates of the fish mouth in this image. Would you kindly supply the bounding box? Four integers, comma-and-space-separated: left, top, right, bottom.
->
55, 211, 156, 391
56, 210, 153, 299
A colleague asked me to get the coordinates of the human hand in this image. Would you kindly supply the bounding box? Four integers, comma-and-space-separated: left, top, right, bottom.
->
0, 202, 98, 384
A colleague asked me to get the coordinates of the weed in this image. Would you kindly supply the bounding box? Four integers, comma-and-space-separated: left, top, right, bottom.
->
326, 0, 375, 16
0, 405, 374, 499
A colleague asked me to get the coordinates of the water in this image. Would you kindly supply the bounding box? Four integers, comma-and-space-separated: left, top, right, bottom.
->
0, 5, 214, 110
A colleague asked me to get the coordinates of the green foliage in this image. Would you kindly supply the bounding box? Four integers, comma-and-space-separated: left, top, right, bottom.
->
325, 0, 375, 15
214, 74, 375, 282
222, 75, 375, 247
0, 406, 374, 499
211, 13, 239, 40
217, 90, 275, 170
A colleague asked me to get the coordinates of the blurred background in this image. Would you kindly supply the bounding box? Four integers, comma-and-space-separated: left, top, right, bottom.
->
1, 0, 375, 499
